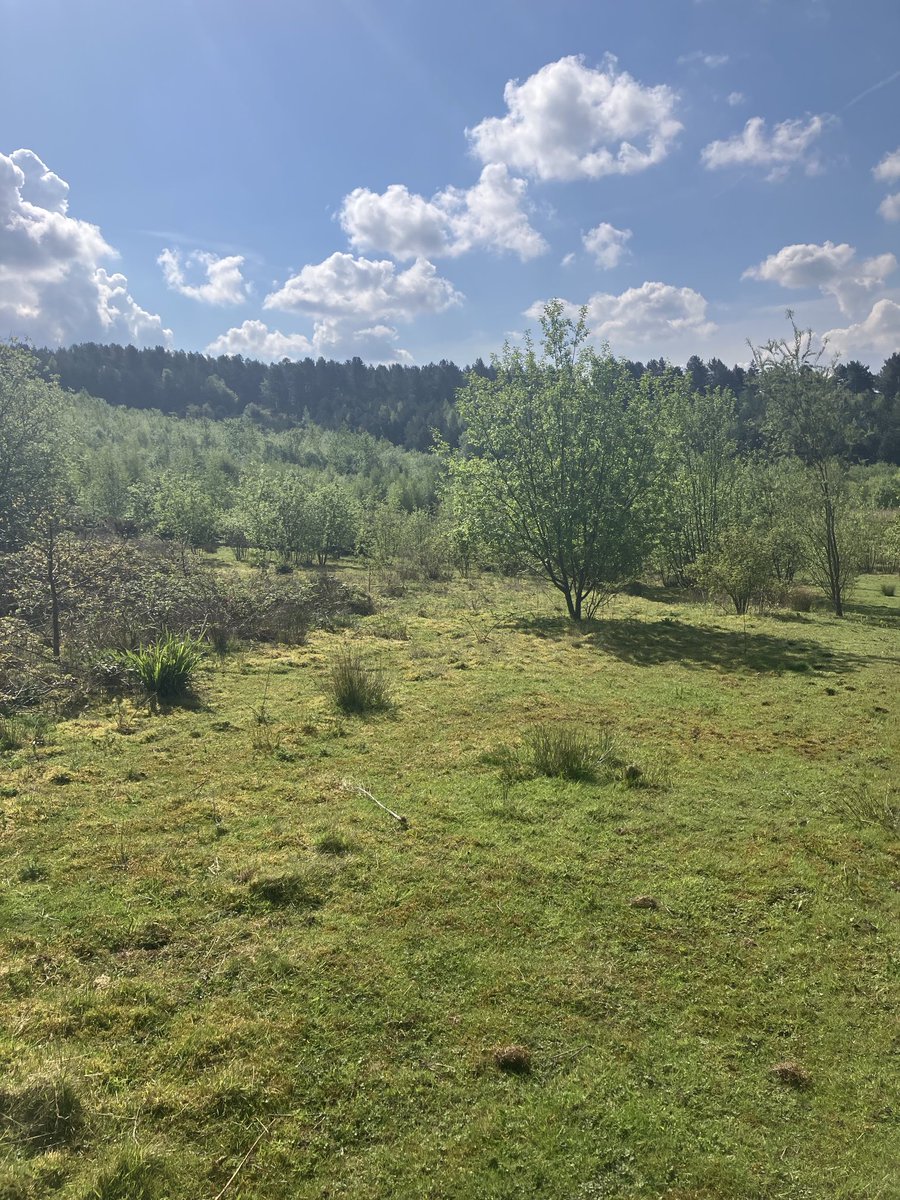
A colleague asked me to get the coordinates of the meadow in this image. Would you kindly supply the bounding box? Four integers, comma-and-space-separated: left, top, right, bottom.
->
1, 566, 898, 1199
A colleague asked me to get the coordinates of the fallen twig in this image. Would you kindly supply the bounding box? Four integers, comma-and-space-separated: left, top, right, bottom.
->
341, 779, 408, 828
213, 1119, 272, 1200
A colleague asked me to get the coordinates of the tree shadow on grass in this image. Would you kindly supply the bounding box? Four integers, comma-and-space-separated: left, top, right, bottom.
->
515, 615, 871, 675
841, 600, 900, 626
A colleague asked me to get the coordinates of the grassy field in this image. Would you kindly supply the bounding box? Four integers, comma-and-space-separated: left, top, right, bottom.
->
1, 568, 898, 1199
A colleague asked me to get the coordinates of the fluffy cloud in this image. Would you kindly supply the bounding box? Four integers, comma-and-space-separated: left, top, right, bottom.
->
701, 115, 831, 180
743, 241, 896, 316
528, 281, 714, 347
583, 222, 632, 269
823, 299, 900, 358
726, 91, 746, 107
206, 319, 313, 360
311, 319, 414, 364
872, 147, 900, 184
678, 51, 729, 68
467, 55, 682, 181
339, 164, 546, 261
0, 148, 171, 346
206, 317, 412, 365
878, 193, 900, 222
264, 252, 462, 321
158, 247, 248, 304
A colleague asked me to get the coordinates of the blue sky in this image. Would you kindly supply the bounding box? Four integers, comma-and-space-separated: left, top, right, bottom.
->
2, 0, 900, 367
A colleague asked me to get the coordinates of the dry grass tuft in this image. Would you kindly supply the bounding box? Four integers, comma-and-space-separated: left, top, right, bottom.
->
491, 1044, 532, 1074
769, 1061, 812, 1089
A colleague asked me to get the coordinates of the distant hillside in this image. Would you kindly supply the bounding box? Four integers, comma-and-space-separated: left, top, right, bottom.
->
36, 342, 900, 462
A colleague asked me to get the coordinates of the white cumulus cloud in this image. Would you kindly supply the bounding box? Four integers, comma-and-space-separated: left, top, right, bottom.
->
872, 147, 900, 184
206, 317, 413, 365
206, 319, 313, 361
701, 114, 831, 180
467, 54, 682, 181
823, 299, 900, 358
0, 148, 171, 346
743, 241, 896, 316
528, 281, 715, 348
158, 247, 249, 305
878, 192, 900, 222
583, 222, 632, 269
726, 91, 746, 107
339, 164, 546, 261
264, 252, 462, 321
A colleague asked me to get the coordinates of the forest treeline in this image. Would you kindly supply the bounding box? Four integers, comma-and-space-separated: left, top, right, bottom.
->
35, 340, 900, 463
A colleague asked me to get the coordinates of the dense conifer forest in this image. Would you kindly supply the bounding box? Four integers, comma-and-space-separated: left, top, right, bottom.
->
36, 340, 900, 462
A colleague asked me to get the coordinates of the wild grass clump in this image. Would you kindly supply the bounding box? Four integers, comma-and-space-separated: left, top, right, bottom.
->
120, 634, 203, 700
0, 712, 49, 753
527, 724, 619, 782
838, 782, 900, 834
0, 715, 26, 752
0, 1072, 85, 1151
86, 1145, 172, 1200
329, 648, 392, 714
880, 582, 896, 596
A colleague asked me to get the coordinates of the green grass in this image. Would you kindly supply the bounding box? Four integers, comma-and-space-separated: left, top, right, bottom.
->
0, 571, 897, 1198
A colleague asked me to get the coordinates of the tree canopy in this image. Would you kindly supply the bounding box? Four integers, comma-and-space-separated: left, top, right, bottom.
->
450, 301, 675, 620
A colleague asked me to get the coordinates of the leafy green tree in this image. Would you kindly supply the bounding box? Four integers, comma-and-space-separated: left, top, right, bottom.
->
0, 341, 66, 550
451, 301, 671, 620
235, 468, 308, 563
695, 526, 777, 615
305, 482, 361, 566
753, 312, 856, 616
147, 472, 221, 567
657, 384, 739, 585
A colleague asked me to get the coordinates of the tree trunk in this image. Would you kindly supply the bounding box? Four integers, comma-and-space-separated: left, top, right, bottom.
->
47, 522, 61, 658
823, 495, 843, 617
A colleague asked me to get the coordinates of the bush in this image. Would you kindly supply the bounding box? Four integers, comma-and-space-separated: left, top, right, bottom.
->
881, 582, 896, 597
527, 724, 618, 782
329, 648, 392, 714
120, 634, 203, 700
786, 586, 815, 612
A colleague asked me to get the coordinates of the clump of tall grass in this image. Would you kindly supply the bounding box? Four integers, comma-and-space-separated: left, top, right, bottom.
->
86, 1145, 172, 1200
838, 782, 899, 834
0, 715, 26, 753
329, 649, 392, 714
120, 634, 203, 700
527, 724, 619, 782
881, 582, 896, 597
0, 713, 50, 753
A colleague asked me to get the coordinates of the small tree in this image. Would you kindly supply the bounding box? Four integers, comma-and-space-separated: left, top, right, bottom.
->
695, 526, 777, 615
0, 341, 65, 551
451, 301, 670, 620
147, 472, 220, 568
657, 384, 740, 584
305, 482, 361, 567
752, 313, 856, 615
